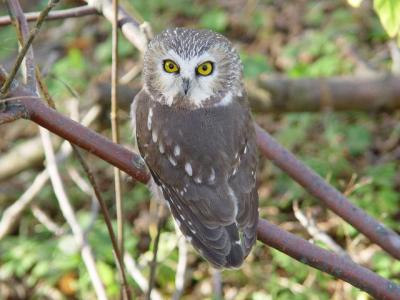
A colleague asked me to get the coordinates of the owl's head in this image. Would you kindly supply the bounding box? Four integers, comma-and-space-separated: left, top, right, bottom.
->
143, 28, 243, 108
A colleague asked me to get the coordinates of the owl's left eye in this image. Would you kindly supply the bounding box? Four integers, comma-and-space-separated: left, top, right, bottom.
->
196, 61, 214, 76
163, 60, 180, 73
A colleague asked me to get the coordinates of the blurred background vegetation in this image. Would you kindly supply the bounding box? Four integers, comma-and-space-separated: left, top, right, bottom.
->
0, 0, 399, 299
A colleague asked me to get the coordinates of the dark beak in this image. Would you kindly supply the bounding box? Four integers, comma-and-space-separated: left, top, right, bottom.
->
182, 78, 190, 95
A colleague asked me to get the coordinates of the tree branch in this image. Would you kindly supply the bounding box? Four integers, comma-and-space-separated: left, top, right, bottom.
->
255, 74, 400, 112
0, 5, 99, 26
0, 101, 27, 124
257, 219, 400, 300
254, 124, 400, 260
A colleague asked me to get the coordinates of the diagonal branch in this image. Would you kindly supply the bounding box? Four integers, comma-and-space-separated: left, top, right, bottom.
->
254, 124, 400, 260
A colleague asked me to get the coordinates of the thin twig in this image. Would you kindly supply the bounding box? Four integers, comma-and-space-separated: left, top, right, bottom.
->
0, 5, 98, 26
0, 171, 48, 239
147, 205, 165, 300
212, 269, 223, 300
0, 105, 100, 239
124, 253, 163, 300
1, 0, 61, 95
172, 236, 188, 300
41, 128, 108, 300
110, 2, 126, 299
31, 204, 64, 236
67, 167, 100, 235
84, 0, 148, 53
6, 1, 107, 298
71, 146, 132, 299
292, 201, 349, 258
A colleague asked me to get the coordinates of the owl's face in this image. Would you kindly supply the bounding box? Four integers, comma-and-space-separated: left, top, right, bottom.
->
143, 28, 243, 108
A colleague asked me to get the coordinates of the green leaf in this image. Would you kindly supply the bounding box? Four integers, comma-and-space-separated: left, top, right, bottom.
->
374, 0, 400, 37
200, 9, 229, 32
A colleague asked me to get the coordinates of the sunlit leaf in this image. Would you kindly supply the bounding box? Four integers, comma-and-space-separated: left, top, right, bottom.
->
347, 0, 364, 8
374, 0, 400, 37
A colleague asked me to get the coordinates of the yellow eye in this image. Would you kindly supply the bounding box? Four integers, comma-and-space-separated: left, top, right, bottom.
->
196, 61, 213, 76
163, 60, 179, 73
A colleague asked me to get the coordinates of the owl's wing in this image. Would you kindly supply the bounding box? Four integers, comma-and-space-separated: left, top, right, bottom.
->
134, 89, 258, 268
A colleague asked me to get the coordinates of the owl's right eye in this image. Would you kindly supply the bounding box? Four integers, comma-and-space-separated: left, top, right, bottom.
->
163, 60, 180, 73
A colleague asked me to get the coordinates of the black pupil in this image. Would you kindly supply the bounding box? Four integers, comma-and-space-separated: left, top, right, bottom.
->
168, 63, 173, 69
202, 65, 208, 71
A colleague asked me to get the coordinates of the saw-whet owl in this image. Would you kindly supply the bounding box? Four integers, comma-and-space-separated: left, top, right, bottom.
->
131, 27, 259, 268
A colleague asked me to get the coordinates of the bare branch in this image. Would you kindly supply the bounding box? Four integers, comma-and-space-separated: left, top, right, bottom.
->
147, 205, 165, 300
1, 0, 60, 95
292, 201, 349, 258
71, 146, 132, 298
0, 105, 100, 239
0, 5, 99, 26
40, 128, 108, 300
256, 75, 400, 113
0, 101, 27, 124
110, 4, 126, 299
31, 204, 64, 236
6, 2, 107, 298
0, 170, 48, 239
124, 253, 164, 300
257, 219, 400, 300
255, 124, 400, 260
172, 236, 188, 300
84, 0, 148, 52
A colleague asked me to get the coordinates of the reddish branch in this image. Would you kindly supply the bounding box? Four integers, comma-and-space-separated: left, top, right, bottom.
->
0, 101, 27, 125
255, 124, 400, 260
0, 5, 99, 26
257, 220, 400, 299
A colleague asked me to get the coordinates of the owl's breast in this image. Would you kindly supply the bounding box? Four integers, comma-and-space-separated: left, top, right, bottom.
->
135, 90, 251, 190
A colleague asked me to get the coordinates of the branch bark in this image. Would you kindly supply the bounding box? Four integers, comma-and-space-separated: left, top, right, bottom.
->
0, 5, 98, 26
255, 74, 400, 112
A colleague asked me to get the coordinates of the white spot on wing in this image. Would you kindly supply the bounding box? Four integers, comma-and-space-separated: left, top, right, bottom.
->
159, 143, 165, 154
152, 130, 158, 143
185, 163, 193, 176
232, 167, 238, 176
209, 168, 216, 184
147, 108, 153, 130
194, 177, 202, 184
244, 145, 247, 154
169, 156, 177, 166
174, 145, 181, 157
